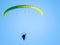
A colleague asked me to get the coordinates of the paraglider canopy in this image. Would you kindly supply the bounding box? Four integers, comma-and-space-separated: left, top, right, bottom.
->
4, 5, 44, 17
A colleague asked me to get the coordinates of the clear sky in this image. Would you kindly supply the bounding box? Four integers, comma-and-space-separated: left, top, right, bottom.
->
0, 0, 60, 45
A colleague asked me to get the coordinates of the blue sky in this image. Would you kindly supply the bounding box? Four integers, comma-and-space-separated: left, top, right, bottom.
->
0, 0, 60, 45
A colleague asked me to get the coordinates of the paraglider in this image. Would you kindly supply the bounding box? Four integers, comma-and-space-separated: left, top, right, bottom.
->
22, 33, 26, 40
3, 5, 44, 41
